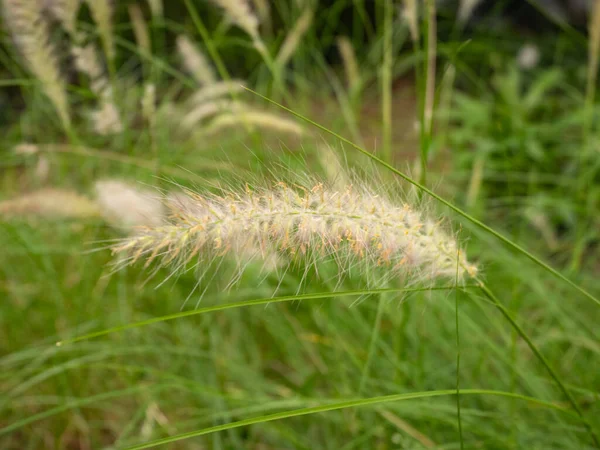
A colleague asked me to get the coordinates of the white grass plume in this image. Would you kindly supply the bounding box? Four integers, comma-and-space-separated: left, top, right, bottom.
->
402, 0, 419, 43
188, 80, 245, 105
129, 3, 151, 55
275, 7, 313, 67
44, 0, 81, 35
0, 188, 99, 219
3, 0, 71, 128
336, 36, 360, 94
85, 0, 114, 62
203, 110, 305, 136
112, 180, 477, 285
210, 0, 260, 40
95, 180, 165, 229
176, 35, 216, 86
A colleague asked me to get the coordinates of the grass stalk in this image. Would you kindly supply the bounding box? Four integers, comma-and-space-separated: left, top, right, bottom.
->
381, 0, 393, 163
121, 389, 575, 449
477, 282, 600, 448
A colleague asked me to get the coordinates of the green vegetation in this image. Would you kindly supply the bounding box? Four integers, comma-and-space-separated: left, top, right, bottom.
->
1, 1, 599, 449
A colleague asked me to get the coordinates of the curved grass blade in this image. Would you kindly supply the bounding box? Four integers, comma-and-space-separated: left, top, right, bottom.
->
242, 87, 600, 309
121, 389, 576, 449
57, 287, 462, 346
477, 283, 600, 448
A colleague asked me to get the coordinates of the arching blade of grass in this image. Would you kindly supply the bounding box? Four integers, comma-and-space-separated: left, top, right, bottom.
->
57, 287, 462, 346
242, 86, 600, 309
477, 283, 600, 447
121, 389, 576, 450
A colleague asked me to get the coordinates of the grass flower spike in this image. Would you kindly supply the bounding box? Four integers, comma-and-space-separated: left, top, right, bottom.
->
3, 0, 71, 128
112, 180, 477, 285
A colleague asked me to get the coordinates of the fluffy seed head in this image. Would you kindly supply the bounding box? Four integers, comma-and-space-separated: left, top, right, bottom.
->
3, 0, 71, 128
210, 0, 260, 40
95, 180, 165, 229
112, 181, 477, 286
0, 188, 99, 219
176, 35, 216, 86
275, 7, 313, 67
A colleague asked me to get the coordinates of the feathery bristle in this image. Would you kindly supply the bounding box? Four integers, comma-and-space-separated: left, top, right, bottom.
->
112, 181, 477, 283
85, 0, 114, 62
181, 100, 245, 129
3, 0, 71, 128
275, 7, 313, 67
176, 35, 216, 86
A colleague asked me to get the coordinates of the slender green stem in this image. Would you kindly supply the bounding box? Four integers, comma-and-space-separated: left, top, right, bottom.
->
121, 389, 575, 449
381, 0, 393, 163
57, 287, 463, 346
477, 282, 600, 448
243, 87, 600, 309
358, 294, 385, 394
455, 254, 464, 449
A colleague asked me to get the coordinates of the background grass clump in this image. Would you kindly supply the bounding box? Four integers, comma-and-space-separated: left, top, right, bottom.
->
1, 0, 600, 449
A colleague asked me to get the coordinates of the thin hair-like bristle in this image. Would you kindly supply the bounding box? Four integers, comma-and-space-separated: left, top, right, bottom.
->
275, 7, 313, 67
112, 180, 477, 285
176, 35, 216, 86
3, 0, 71, 128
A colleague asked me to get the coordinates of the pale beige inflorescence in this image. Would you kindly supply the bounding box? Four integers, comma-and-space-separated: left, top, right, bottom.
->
112, 181, 477, 284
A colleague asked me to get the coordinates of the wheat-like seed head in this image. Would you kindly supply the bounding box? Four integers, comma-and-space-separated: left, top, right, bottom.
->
0, 188, 100, 219
146, 0, 162, 18
3, 0, 71, 128
336, 36, 360, 93
44, 0, 81, 35
189, 80, 246, 106
129, 3, 151, 55
91, 89, 123, 135
181, 100, 245, 129
85, 0, 114, 62
275, 7, 313, 67
210, 0, 260, 40
203, 111, 305, 136
176, 35, 216, 86
402, 0, 419, 43
112, 181, 477, 286
95, 180, 165, 229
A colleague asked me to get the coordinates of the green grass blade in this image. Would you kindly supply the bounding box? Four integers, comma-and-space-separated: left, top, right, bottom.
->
478, 283, 600, 448
121, 389, 576, 449
242, 86, 600, 309
57, 287, 462, 346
